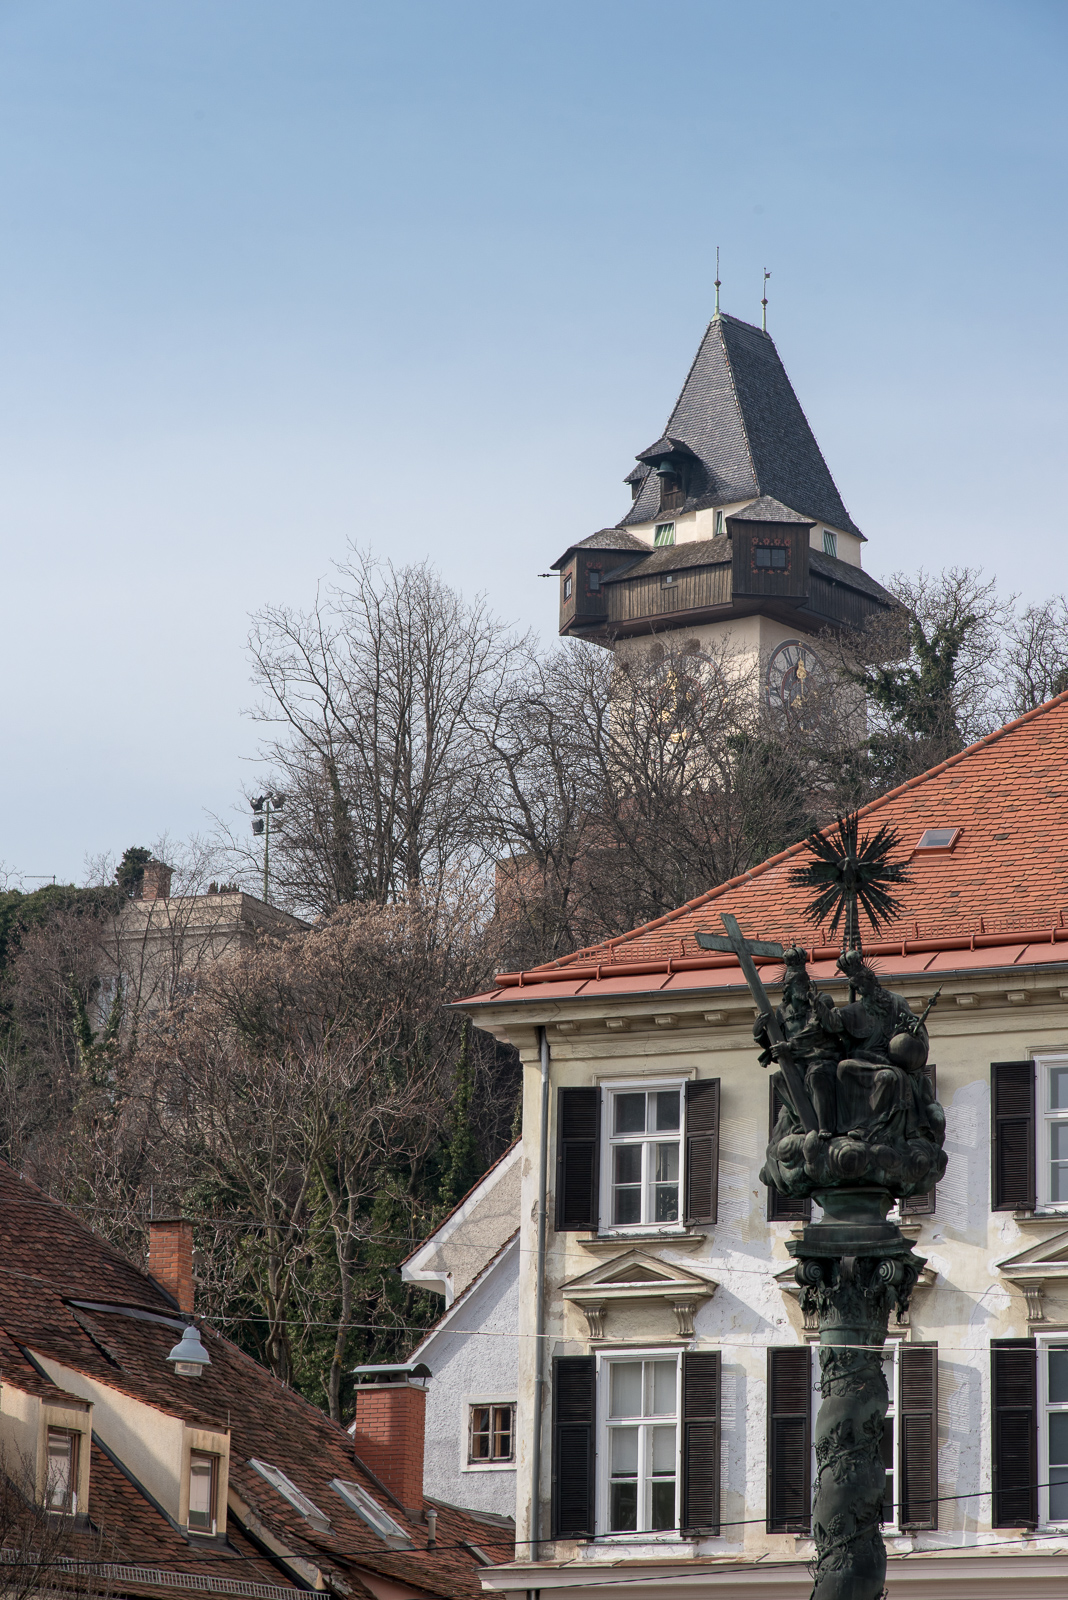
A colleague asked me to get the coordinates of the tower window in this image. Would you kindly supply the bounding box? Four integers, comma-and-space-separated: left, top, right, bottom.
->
754, 545, 788, 571
564, 574, 573, 600
654, 523, 675, 548
714, 510, 725, 537
588, 569, 602, 593
822, 530, 838, 557
659, 472, 684, 513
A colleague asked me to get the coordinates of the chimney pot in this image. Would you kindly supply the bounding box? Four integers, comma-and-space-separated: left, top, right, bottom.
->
147, 1217, 195, 1314
350, 1380, 427, 1511
141, 861, 173, 902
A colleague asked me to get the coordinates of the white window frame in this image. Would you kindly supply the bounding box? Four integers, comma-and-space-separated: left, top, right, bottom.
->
595, 1348, 682, 1540
599, 1078, 686, 1234
462, 1395, 517, 1473
1036, 1055, 1068, 1210
330, 1478, 411, 1545
1038, 1333, 1068, 1528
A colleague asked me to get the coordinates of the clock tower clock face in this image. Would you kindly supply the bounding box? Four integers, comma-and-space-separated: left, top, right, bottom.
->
766, 640, 822, 713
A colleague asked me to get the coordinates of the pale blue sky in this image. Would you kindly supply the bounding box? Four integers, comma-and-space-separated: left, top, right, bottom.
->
2, 0, 1066, 884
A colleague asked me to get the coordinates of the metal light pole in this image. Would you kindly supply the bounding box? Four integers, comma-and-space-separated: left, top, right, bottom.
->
250, 794, 285, 904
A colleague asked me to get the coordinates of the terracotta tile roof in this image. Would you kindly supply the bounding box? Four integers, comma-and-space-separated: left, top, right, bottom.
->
474, 691, 1068, 999
0, 1163, 511, 1600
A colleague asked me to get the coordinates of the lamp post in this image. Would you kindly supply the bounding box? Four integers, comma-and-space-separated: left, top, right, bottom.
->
250, 794, 285, 905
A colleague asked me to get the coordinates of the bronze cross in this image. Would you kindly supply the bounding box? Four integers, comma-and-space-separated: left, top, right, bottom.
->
695, 913, 819, 1134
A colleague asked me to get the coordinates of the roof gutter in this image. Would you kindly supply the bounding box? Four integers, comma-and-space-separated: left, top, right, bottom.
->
492, 925, 1068, 991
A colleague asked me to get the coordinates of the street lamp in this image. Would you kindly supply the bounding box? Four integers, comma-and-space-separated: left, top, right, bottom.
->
250, 793, 285, 904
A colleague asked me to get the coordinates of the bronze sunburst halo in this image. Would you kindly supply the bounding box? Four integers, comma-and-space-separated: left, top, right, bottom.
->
787, 811, 910, 966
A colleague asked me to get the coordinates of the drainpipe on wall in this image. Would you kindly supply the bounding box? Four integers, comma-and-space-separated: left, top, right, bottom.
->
529, 1026, 551, 1561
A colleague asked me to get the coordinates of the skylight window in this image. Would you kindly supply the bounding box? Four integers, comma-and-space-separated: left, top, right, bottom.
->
330, 1479, 412, 1545
914, 827, 961, 853
249, 1460, 331, 1532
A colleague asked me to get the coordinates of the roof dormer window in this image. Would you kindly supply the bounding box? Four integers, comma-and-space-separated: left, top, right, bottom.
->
654, 523, 675, 548
822, 529, 838, 557
657, 463, 685, 513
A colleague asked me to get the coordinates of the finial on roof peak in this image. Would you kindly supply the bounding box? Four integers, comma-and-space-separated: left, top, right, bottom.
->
761, 268, 771, 334
714, 246, 721, 318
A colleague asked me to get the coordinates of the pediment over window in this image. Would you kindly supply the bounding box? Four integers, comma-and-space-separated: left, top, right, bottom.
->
562, 1250, 716, 1338
996, 1228, 1068, 1322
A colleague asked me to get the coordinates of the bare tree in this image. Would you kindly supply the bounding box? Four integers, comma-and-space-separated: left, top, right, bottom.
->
1002, 595, 1068, 716
242, 547, 528, 917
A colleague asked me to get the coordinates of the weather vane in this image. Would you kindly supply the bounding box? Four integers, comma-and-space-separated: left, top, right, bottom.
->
761, 267, 771, 333
714, 245, 721, 316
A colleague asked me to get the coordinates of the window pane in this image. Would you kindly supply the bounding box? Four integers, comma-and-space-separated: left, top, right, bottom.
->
614, 1187, 641, 1225
1050, 1348, 1068, 1404
655, 1183, 679, 1223
614, 1094, 646, 1135
880, 1418, 894, 1524
614, 1145, 641, 1184
1052, 1123, 1068, 1160
610, 1480, 637, 1530
1050, 1468, 1068, 1523
492, 1406, 514, 1461
655, 1142, 679, 1221
610, 1363, 642, 1418
655, 1091, 680, 1131
651, 1424, 676, 1474
189, 1454, 215, 1530
1050, 1411, 1068, 1465
1051, 1067, 1068, 1110
649, 1360, 677, 1417
655, 1144, 679, 1184
470, 1407, 490, 1459
46, 1431, 74, 1511
650, 1479, 676, 1530
610, 1427, 638, 1474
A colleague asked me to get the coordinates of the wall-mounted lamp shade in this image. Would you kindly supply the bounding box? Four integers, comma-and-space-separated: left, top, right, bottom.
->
167, 1325, 211, 1377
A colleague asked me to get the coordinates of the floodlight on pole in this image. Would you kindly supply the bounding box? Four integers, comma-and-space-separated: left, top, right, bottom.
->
250, 794, 285, 904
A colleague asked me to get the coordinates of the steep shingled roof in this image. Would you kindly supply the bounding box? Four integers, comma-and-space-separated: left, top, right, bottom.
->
620, 315, 862, 538
0, 1163, 511, 1600
463, 691, 1068, 1002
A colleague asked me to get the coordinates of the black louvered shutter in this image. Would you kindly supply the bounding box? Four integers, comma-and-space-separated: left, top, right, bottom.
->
681, 1351, 720, 1534
902, 1066, 938, 1217
555, 1087, 600, 1231
992, 1339, 1037, 1528
991, 1062, 1036, 1211
551, 1355, 595, 1538
767, 1081, 811, 1222
767, 1346, 811, 1533
899, 1343, 938, 1528
685, 1079, 720, 1225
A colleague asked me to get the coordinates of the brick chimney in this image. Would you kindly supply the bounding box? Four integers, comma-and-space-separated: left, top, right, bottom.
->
148, 1218, 194, 1314
350, 1368, 429, 1510
141, 861, 173, 902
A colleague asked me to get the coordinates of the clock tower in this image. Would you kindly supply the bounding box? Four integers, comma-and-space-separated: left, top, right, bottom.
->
552, 310, 895, 713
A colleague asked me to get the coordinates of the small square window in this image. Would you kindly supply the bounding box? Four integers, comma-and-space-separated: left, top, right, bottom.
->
563, 574, 573, 600
914, 827, 961, 853
188, 1451, 218, 1534
754, 544, 788, 571
822, 530, 838, 557
654, 523, 675, 548
46, 1430, 79, 1515
468, 1403, 516, 1464
660, 572, 677, 589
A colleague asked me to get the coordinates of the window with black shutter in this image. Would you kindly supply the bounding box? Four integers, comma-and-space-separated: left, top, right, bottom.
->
992, 1338, 1037, 1528
767, 1346, 811, 1533
555, 1087, 600, 1232
685, 1079, 720, 1225
992, 1062, 1036, 1212
681, 1351, 720, 1534
552, 1356, 595, 1538
767, 1081, 811, 1222
902, 1066, 938, 1217
899, 1343, 938, 1529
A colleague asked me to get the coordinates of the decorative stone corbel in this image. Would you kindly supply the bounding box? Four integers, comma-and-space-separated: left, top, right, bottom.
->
654, 1014, 678, 1029
581, 1300, 607, 1339
1017, 1277, 1046, 1323
605, 1018, 630, 1032
670, 1299, 699, 1338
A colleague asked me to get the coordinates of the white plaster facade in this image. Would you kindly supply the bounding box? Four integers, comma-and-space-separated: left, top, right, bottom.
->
463, 958, 1068, 1598
399, 1144, 521, 1519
